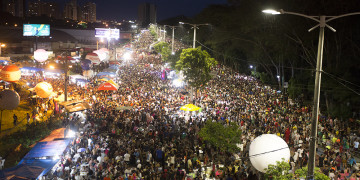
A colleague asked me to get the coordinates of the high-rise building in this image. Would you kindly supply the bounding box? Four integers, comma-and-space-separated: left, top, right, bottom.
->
64, 0, 77, 20
28, 1, 60, 19
77, 6, 83, 21
3, 0, 24, 17
83, 2, 96, 23
138, 3, 156, 28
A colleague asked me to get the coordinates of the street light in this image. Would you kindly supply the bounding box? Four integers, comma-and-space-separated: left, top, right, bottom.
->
97, 38, 104, 50
263, 9, 360, 180
164, 25, 179, 54
179, 22, 210, 48
0, 43, 6, 56
179, 22, 210, 104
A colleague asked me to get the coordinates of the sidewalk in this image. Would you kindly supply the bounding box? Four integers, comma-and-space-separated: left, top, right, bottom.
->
0, 110, 54, 138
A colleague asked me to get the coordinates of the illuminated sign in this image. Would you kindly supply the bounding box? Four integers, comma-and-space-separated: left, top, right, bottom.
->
23, 24, 50, 36
95, 28, 119, 39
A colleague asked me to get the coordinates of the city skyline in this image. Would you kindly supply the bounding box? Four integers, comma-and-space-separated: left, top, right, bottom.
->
24, 0, 227, 21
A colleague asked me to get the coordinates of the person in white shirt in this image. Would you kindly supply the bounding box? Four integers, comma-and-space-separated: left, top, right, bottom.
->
124, 152, 131, 164
354, 138, 359, 150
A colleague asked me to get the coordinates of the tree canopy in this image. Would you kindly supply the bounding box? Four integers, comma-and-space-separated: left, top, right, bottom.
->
175, 47, 217, 89
153, 42, 171, 62
199, 121, 242, 153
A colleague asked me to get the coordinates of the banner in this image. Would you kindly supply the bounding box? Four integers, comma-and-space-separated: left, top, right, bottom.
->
23, 24, 50, 36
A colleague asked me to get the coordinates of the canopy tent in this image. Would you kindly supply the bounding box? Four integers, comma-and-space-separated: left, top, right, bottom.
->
0, 161, 57, 180
0, 139, 72, 179
85, 53, 100, 65
108, 65, 119, 70
59, 99, 83, 106
180, 104, 201, 111
23, 139, 72, 159
75, 79, 89, 83
20, 66, 43, 72
96, 71, 116, 76
44, 68, 63, 74
97, 82, 118, 91
98, 77, 110, 81
65, 102, 91, 112
69, 74, 86, 80
39, 128, 66, 142
106, 79, 119, 88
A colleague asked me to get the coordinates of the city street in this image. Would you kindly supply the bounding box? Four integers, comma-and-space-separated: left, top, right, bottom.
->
0, 29, 358, 179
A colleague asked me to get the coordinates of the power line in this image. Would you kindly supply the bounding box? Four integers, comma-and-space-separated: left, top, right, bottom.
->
323, 71, 360, 96
196, 40, 314, 72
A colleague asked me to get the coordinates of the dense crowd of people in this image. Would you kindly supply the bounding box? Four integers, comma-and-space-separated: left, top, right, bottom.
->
28, 30, 360, 179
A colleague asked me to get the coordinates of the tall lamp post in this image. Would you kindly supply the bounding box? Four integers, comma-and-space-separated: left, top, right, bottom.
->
179, 22, 209, 48
0, 43, 6, 56
164, 25, 179, 54
163, 26, 166, 41
179, 22, 210, 103
263, 9, 360, 180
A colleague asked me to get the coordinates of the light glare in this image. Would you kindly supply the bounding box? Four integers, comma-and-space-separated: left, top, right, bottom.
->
262, 9, 281, 15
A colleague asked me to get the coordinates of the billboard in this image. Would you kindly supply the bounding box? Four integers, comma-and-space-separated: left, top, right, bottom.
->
95, 28, 119, 39
23, 24, 50, 36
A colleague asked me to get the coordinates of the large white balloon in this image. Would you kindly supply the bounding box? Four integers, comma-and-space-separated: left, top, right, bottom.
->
34, 49, 49, 62
249, 134, 290, 173
34, 82, 53, 98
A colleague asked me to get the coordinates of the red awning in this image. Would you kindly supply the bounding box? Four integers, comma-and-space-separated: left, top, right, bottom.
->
97, 82, 118, 91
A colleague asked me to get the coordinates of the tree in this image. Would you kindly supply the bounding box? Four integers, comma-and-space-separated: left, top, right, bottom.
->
295, 166, 330, 180
153, 42, 171, 62
199, 121, 241, 153
264, 160, 330, 180
264, 159, 293, 180
175, 47, 217, 89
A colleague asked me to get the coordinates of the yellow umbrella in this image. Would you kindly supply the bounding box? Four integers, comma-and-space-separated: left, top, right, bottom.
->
180, 104, 200, 111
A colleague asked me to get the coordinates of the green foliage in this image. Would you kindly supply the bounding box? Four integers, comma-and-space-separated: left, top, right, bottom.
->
288, 77, 302, 99
153, 42, 171, 62
149, 24, 158, 38
295, 166, 330, 180
199, 120, 241, 153
264, 159, 293, 180
175, 47, 217, 89
167, 50, 181, 69
253, 71, 272, 85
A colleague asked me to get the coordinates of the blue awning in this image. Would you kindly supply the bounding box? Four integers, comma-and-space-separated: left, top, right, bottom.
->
96, 71, 115, 76
20, 66, 43, 72
23, 139, 72, 159
0, 159, 59, 179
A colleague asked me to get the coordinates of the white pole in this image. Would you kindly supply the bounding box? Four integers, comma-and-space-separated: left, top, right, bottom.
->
193, 25, 197, 48
172, 27, 175, 53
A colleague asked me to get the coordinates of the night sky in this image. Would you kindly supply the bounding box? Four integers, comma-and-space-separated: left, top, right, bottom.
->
51, 0, 228, 21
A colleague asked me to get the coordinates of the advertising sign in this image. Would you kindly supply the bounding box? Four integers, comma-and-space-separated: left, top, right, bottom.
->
110, 29, 119, 39
95, 28, 110, 38
23, 24, 50, 36
95, 28, 119, 39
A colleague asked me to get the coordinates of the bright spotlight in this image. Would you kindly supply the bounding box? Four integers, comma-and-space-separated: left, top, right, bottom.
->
123, 52, 132, 61
172, 79, 183, 87
52, 155, 60, 160
66, 130, 76, 138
